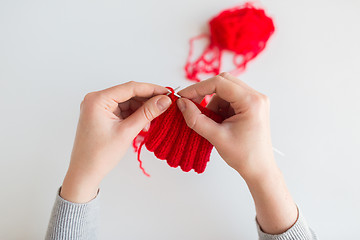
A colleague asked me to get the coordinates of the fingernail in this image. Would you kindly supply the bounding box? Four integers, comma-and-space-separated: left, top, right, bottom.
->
177, 98, 186, 112
157, 96, 172, 111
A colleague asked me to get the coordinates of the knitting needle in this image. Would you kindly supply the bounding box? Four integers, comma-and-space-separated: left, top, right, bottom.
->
272, 147, 285, 157
166, 86, 182, 98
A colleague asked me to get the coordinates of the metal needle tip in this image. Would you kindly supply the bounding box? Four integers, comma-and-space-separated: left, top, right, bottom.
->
166, 86, 181, 97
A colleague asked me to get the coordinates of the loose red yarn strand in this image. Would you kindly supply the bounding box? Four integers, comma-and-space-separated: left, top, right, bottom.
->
136, 141, 150, 177
184, 35, 221, 83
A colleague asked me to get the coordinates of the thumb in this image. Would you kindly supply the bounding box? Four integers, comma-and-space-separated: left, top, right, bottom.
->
122, 95, 172, 136
177, 98, 222, 145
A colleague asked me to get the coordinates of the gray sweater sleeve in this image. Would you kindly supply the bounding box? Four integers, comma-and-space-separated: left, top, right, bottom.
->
46, 188, 317, 240
45, 188, 100, 240
256, 207, 318, 240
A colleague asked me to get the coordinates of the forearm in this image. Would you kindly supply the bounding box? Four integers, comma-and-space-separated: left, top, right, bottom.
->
244, 164, 298, 234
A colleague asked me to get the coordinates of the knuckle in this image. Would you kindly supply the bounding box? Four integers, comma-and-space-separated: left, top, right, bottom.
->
81, 92, 106, 114
142, 105, 156, 122
249, 94, 264, 105
82, 92, 98, 105
125, 80, 137, 87
186, 114, 199, 130
213, 74, 226, 85
219, 72, 231, 79
247, 94, 270, 113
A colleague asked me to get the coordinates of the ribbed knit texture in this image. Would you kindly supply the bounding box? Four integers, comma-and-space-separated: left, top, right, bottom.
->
133, 88, 224, 174
45, 188, 99, 240
256, 207, 318, 240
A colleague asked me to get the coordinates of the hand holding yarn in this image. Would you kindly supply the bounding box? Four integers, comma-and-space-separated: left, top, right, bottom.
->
60, 82, 171, 203
177, 72, 277, 181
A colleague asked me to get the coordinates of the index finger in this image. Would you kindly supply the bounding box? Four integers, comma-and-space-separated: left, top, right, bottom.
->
178, 74, 249, 106
90, 81, 169, 113
101, 81, 169, 103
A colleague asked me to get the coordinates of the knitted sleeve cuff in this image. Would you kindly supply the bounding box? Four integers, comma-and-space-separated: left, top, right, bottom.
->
45, 187, 100, 240
256, 207, 318, 240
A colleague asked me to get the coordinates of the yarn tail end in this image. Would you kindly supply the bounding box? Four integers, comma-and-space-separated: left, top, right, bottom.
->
137, 141, 151, 177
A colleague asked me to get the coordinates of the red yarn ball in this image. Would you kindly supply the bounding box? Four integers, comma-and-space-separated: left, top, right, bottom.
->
209, 3, 274, 55
185, 3, 275, 84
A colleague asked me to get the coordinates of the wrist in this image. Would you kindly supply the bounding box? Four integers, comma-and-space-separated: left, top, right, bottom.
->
234, 155, 278, 184
243, 164, 282, 191
60, 167, 102, 203
243, 164, 298, 234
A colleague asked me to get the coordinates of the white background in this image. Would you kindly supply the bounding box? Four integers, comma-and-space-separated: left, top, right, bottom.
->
1, 0, 359, 239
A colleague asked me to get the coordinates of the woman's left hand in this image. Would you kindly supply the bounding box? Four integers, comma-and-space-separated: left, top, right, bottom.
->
60, 82, 172, 203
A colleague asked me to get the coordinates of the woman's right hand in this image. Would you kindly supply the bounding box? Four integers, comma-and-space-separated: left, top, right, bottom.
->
177, 72, 298, 235
177, 72, 276, 181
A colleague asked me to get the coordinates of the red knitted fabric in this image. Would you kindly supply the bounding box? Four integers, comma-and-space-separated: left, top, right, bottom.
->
185, 2, 275, 83
133, 87, 223, 176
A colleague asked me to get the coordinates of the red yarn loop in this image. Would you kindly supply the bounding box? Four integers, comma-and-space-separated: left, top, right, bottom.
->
132, 87, 224, 176
165, 86, 175, 95
185, 2, 275, 82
